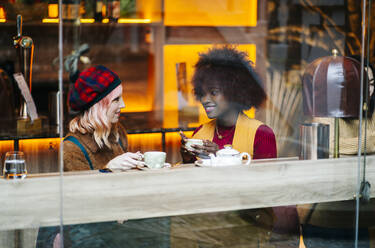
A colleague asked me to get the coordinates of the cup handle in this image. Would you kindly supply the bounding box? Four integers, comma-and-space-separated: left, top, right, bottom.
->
240, 152, 251, 165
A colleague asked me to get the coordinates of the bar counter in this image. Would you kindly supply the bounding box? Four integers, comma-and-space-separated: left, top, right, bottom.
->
1, 156, 375, 231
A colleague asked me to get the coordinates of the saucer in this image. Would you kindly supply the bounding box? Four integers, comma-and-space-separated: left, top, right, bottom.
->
194, 160, 250, 167
140, 162, 171, 170
194, 159, 212, 167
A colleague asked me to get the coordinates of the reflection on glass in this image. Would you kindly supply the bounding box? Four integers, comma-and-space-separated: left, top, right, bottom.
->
176, 62, 188, 107
0, 0, 374, 247
299, 122, 329, 160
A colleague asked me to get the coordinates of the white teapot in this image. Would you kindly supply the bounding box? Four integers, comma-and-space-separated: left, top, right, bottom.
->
208, 145, 251, 166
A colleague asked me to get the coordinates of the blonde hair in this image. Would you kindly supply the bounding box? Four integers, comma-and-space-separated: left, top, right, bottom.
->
69, 85, 122, 149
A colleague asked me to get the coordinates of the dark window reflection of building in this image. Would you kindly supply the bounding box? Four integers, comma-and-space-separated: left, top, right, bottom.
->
176, 62, 198, 127
0, 63, 16, 135
265, 0, 352, 158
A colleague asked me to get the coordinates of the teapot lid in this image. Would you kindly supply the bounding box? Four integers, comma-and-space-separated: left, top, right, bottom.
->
216, 145, 240, 156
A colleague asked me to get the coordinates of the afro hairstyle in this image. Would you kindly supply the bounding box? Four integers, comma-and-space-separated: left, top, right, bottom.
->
192, 46, 266, 111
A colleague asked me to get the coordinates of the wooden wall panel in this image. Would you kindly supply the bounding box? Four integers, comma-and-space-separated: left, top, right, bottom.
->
19, 138, 60, 174
0, 133, 187, 174
127, 133, 162, 153
0, 141, 14, 176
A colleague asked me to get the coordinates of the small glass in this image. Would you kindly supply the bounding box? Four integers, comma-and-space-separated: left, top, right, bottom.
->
3, 151, 27, 179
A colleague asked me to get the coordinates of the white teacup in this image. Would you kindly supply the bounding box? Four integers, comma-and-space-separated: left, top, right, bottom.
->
185, 139, 203, 151
144, 151, 166, 169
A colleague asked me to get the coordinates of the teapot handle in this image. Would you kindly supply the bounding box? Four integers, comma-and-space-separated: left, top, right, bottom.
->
240, 152, 251, 165
208, 153, 216, 166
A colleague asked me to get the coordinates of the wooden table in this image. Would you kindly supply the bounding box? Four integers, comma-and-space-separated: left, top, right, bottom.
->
1, 156, 374, 232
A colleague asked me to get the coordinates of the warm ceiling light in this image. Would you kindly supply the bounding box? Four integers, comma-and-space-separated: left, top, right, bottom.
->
80, 18, 95, 23
42, 18, 59, 23
118, 18, 151, 24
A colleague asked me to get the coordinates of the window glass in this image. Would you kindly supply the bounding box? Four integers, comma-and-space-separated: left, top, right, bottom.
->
0, 1, 62, 246
358, 0, 375, 246
0, 0, 374, 247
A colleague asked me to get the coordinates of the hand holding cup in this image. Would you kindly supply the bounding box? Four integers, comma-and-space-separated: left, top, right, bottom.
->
106, 151, 144, 171
179, 131, 203, 152
185, 139, 204, 152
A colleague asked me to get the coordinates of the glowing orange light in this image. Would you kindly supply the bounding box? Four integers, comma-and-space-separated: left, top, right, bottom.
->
19, 138, 62, 147
102, 5, 106, 17
0, 6, 6, 19
164, 0, 257, 26
80, 18, 95, 23
136, 0, 162, 23
0, 138, 62, 154
127, 133, 162, 152
0, 141, 14, 151
118, 18, 151, 23
48, 4, 59, 18
42, 18, 59, 23
102, 18, 109, 23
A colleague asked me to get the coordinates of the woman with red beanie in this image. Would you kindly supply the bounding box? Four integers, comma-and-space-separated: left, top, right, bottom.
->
37, 65, 169, 248
64, 65, 144, 171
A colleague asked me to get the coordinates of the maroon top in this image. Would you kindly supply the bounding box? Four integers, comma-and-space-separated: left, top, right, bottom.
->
193, 124, 277, 159
194, 123, 297, 234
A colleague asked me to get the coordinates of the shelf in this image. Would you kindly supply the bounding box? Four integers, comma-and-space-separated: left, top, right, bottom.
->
0, 111, 199, 141
0, 18, 160, 26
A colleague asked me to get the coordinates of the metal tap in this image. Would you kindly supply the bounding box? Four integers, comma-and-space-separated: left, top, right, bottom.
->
13, 15, 34, 119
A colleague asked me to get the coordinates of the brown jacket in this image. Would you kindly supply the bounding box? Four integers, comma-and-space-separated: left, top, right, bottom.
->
63, 124, 128, 171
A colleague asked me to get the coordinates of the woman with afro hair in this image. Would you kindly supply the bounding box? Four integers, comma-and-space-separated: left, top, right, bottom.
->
181, 46, 277, 162
177, 47, 297, 247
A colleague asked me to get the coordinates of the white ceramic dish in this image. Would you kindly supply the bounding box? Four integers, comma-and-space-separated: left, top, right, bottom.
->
140, 162, 171, 170
194, 159, 212, 167
194, 159, 250, 167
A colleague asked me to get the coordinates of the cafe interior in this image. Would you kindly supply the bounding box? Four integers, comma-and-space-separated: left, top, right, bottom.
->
1, 0, 375, 247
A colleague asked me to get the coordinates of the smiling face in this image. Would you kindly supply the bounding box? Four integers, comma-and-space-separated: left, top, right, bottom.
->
199, 86, 232, 120
106, 85, 125, 124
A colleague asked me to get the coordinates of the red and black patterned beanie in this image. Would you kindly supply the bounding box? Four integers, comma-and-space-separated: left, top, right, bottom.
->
69, 65, 121, 112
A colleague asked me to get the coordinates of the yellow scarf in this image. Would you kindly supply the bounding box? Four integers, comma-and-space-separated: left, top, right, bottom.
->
192, 112, 263, 156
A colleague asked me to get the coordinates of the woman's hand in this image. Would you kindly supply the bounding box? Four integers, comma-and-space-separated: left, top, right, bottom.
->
180, 130, 219, 162
179, 130, 188, 145
106, 151, 144, 170
190, 140, 219, 157
180, 131, 196, 163
202, 140, 219, 155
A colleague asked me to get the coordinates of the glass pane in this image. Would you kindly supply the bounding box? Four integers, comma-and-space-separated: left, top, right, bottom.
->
53, 0, 373, 248
0, 0, 62, 247
358, 0, 375, 247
